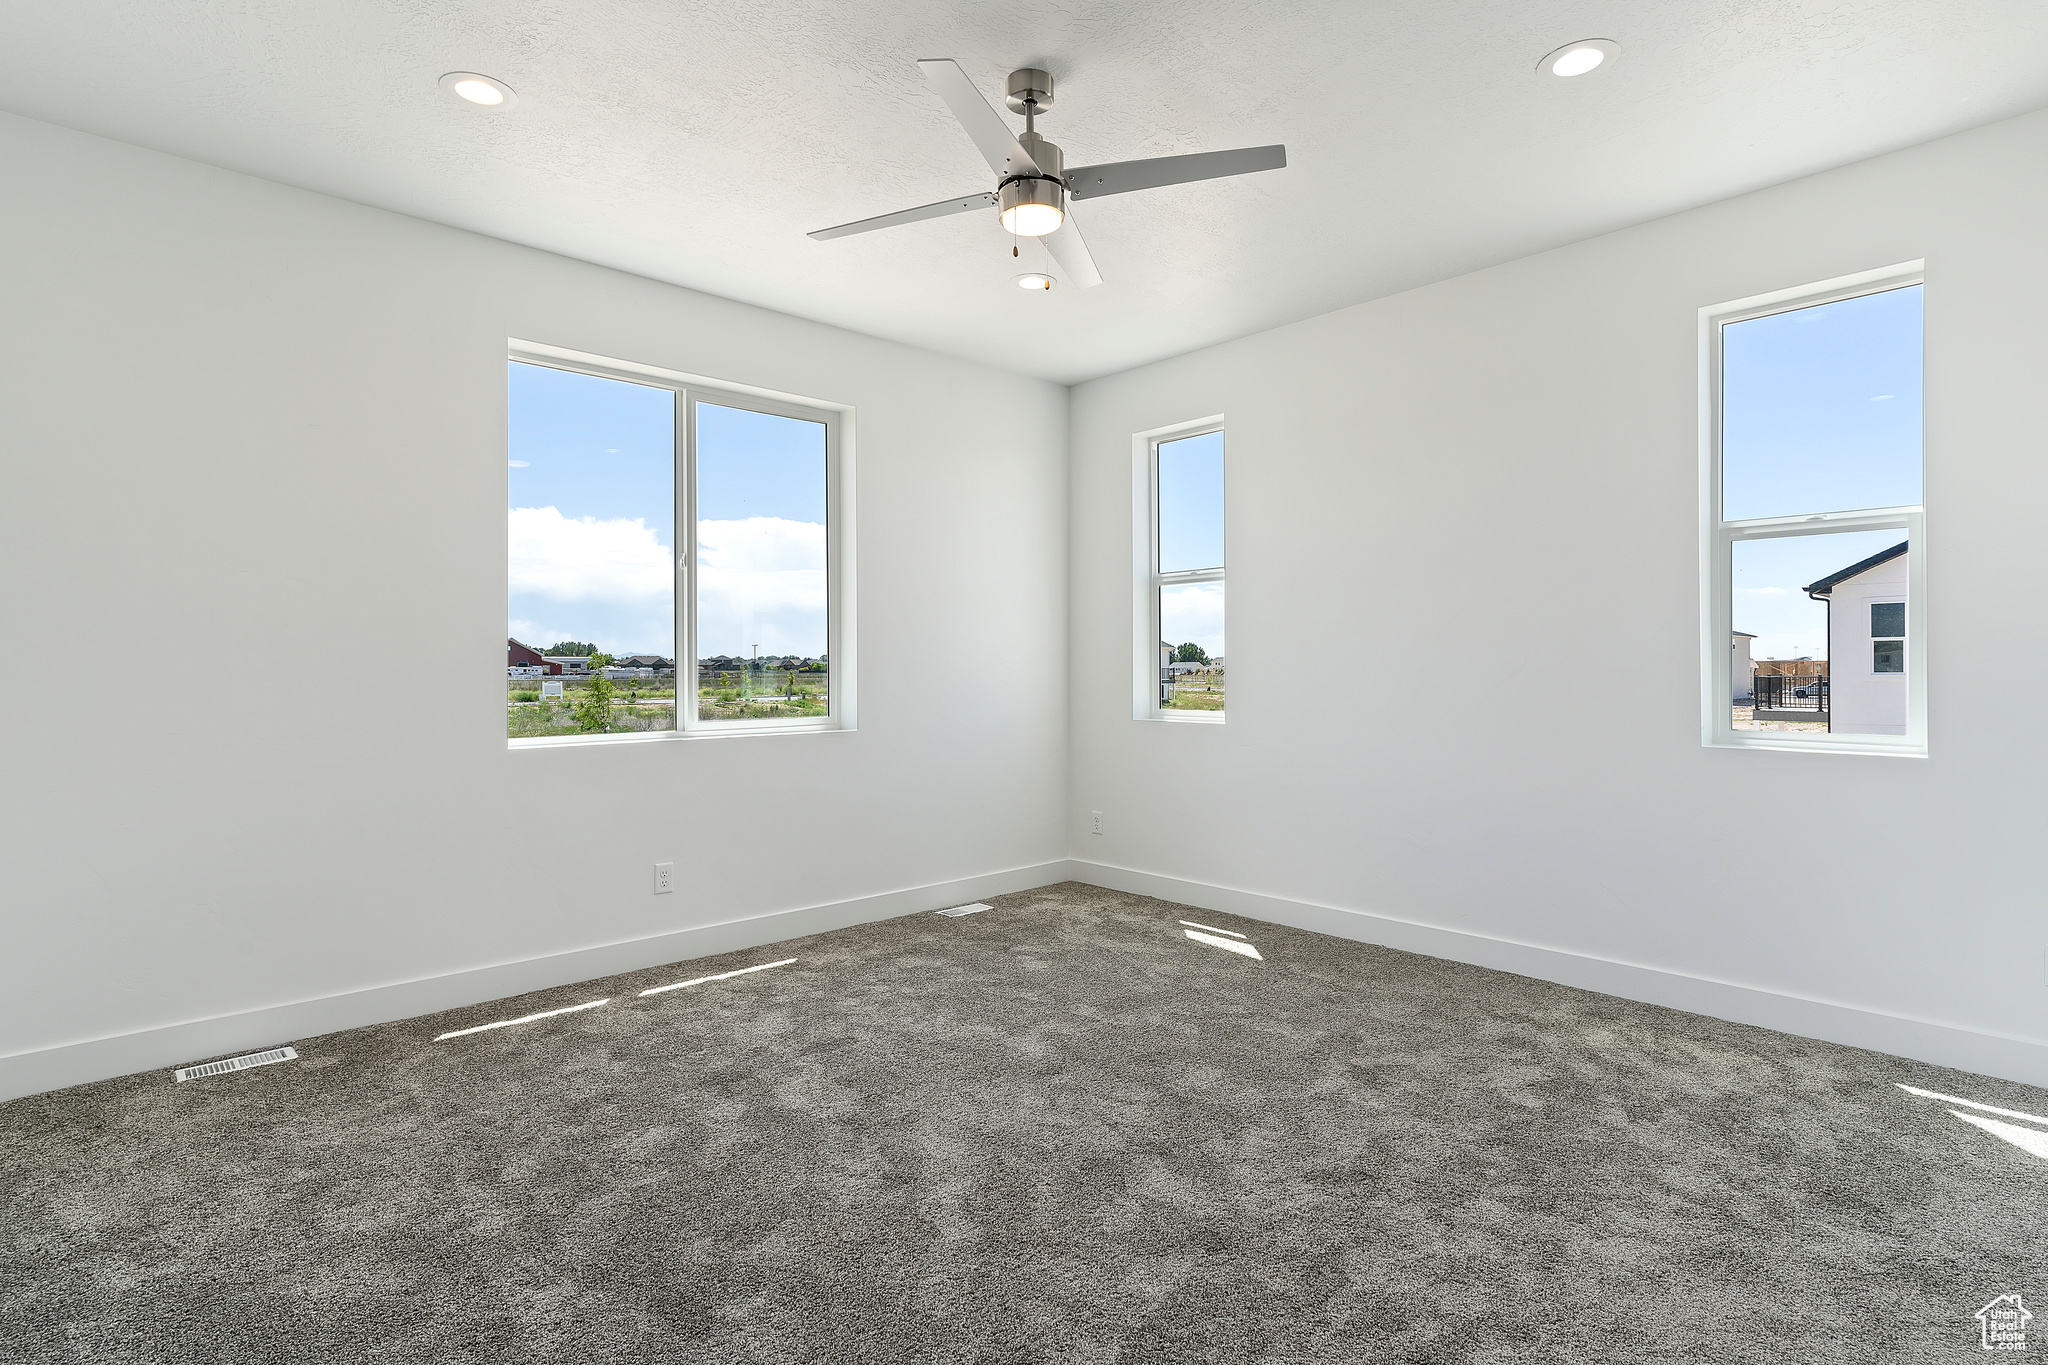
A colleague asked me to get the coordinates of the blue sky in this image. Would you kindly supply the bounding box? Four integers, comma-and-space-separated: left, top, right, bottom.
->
1158, 430, 1225, 656
508, 363, 827, 659
1158, 430, 1224, 573
1723, 284, 1922, 521
1723, 285, 1921, 659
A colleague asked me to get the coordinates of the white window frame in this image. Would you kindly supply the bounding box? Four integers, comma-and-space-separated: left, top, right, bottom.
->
1865, 596, 1907, 675
509, 340, 855, 749
1132, 415, 1225, 723
1697, 262, 1925, 756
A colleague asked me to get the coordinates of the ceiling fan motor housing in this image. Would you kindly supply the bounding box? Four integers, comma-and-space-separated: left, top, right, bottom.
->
998, 129, 1066, 233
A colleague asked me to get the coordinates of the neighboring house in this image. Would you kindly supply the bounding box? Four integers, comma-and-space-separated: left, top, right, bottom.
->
1731, 631, 1755, 701
615, 654, 675, 671
1806, 540, 1908, 737
508, 639, 561, 675
1753, 657, 1826, 678
543, 655, 591, 675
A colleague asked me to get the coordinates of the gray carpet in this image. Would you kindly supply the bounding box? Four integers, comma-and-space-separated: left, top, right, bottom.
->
3, 882, 2042, 1363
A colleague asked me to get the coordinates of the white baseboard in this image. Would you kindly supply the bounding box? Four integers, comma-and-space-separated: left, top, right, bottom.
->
0, 860, 1081, 1104
1067, 859, 2048, 1091
17, 856, 2040, 1103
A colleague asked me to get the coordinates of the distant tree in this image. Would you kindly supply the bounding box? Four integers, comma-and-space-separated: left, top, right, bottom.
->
1174, 642, 1210, 664
574, 653, 617, 732
545, 641, 596, 656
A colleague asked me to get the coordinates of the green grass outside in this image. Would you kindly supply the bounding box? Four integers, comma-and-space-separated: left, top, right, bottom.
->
1161, 672, 1226, 711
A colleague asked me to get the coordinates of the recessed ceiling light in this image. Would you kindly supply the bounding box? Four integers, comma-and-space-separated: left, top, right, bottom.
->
1538, 39, 1620, 79
1014, 271, 1055, 291
440, 71, 517, 109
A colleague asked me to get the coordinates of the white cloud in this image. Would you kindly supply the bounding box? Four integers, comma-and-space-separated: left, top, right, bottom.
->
696, 517, 826, 656
509, 506, 672, 602
1160, 581, 1225, 658
1870, 394, 1895, 401
508, 459, 530, 468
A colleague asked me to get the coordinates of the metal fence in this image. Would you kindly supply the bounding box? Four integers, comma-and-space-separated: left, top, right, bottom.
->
1752, 674, 1828, 712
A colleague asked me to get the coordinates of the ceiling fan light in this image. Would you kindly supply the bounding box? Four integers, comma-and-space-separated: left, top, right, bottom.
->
1014, 271, 1055, 290
1001, 202, 1064, 236
997, 177, 1065, 237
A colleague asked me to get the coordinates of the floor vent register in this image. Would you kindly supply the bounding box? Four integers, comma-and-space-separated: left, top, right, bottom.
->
173, 1046, 299, 1082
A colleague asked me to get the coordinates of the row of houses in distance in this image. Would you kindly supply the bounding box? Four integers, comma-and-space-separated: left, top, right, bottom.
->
508, 639, 673, 679
508, 640, 828, 680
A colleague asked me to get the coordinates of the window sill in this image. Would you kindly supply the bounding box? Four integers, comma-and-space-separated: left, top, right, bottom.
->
510, 719, 848, 750
1706, 733, 1923, 758
1150, 711, 1225, 725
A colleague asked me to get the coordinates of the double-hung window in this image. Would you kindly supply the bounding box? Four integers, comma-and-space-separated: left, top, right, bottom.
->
1701, 263, 1924, 753
507, 342, 849, 746
1136, 419, 1225, 720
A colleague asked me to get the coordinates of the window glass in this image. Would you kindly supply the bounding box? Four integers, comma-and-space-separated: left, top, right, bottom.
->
507, 362, 676, 739
1721, 284, 1923, 521
695, 402, 828, 721
1731, 529, 1902, 733
1158, 431, 1225, 573
1159, 583, 1225, 713
1716, 277, 1921, 747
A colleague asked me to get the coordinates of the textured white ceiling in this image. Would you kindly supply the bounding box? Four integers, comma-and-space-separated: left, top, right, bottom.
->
3, 1, 2044, 382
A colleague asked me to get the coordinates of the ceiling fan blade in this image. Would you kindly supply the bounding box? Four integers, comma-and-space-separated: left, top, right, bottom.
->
808, 191, 996, 241
1042, 208, 1103, 289
918, 59, 1042, 179
1066, 145, 1286, 201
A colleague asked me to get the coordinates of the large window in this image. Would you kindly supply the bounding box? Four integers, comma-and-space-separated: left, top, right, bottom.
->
1701, 264, 1924, 753
508, 344, 847, 745
1135, 420, 1225, 720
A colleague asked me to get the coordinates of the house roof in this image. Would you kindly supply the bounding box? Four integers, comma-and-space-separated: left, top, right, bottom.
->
1732, 631, 1756, 639
1804, 541, 1908, 596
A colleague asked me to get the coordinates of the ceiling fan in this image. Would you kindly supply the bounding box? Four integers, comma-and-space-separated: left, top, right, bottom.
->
808, 59, 1287, 289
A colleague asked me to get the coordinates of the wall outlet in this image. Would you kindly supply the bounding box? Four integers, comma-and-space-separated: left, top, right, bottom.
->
653, 862, 675, 895
1090, 811, 1104, 836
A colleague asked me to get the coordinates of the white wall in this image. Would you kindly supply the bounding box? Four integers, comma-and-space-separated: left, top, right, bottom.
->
1826, 554, 1910, 737
1069, 109, 2048, 1074
0, 113, 1068, 1093
1731, 635, 1753, 702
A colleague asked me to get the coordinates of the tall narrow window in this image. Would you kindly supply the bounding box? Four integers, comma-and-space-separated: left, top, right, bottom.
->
508, 345, 846, 746
1702, 265, 1924, 752
1140, 422, 1225, 719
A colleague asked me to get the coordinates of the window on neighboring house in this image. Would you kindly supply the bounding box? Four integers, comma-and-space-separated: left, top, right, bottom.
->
508, 344, 847, 746
1871, 601, 1905, 674
1702, 265, 1924, 752
1136, 421, 1225, 719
